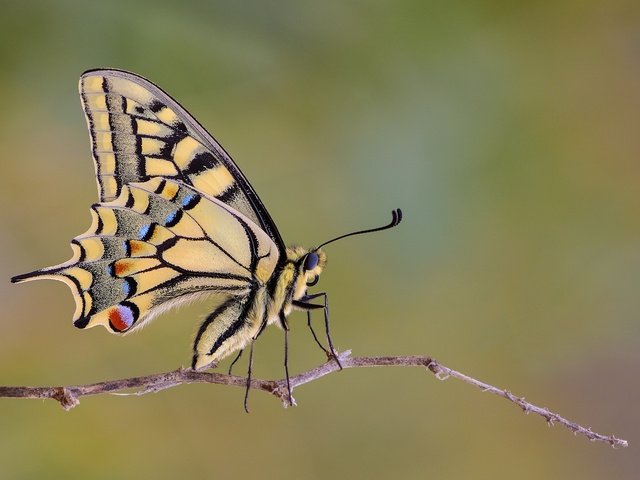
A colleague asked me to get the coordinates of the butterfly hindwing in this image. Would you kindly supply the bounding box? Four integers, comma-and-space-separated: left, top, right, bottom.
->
14, 178, 279, 334
80, 69, 285, 252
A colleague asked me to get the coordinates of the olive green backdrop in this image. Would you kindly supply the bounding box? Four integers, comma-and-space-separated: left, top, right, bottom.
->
1, 1, 637, 478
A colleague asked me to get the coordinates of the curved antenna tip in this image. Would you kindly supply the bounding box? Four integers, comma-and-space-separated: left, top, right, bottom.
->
317, 207, 404, 250
392, 208, 403, 226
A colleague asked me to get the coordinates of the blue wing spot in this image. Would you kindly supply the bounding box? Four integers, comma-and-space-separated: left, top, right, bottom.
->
165, 211, 176, 225
164, 209, 183, 227
138, 224, 150, 240
181, 194, 200, 210
182, 194, 195, 207
122, 278, 137, 297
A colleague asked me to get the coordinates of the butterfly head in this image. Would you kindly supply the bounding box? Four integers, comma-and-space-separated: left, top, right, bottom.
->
286, 246, 327, 295
301, 249, 327, 287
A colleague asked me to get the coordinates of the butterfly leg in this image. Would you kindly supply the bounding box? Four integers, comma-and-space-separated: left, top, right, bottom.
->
293, 292, 342, 369
228, 349, 244, 375
279, 312, 294, 406
244, 315, 269, 413
306, 310, 329, 355
244, 340, 255, 413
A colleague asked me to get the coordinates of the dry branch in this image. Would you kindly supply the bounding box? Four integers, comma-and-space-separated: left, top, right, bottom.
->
0, 350, 627, 448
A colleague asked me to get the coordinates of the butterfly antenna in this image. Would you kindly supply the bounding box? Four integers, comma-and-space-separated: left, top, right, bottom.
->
317, 208, 403, 249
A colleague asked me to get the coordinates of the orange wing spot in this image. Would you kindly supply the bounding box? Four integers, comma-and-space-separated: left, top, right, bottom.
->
127, 240, 156, 258
112, 258, 160, 276
129, 241, 144, 255
114, 260, 132, 277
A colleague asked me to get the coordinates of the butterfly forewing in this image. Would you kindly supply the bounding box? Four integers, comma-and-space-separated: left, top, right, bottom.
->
80, 69, 285, 252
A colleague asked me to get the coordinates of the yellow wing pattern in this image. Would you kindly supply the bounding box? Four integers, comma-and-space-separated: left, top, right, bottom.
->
13, 178, 279, 334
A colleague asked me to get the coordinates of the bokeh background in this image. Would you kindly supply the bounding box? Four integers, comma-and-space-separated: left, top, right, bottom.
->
1, 1, 638, 478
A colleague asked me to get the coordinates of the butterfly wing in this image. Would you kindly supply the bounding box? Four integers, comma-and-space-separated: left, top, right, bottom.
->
12, 178, 279, 334
79, 68, 285, 253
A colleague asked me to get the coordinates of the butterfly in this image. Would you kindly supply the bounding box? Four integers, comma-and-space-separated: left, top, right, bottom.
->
12, 69, 402, 404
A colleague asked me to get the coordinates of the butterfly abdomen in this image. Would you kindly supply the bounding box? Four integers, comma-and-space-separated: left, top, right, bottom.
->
191, 288, 270, 370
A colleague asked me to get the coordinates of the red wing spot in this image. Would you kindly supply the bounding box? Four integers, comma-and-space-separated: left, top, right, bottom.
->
108, 306, 133, 332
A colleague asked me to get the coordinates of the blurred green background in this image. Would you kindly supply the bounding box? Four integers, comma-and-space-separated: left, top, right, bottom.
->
1, 0, 638, 478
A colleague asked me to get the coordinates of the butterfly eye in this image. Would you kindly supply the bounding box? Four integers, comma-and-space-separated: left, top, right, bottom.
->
306, 275, 319, 287
304, 252, 319, 271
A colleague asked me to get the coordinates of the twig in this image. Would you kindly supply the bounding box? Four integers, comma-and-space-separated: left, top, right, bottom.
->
0, 350, 627, 448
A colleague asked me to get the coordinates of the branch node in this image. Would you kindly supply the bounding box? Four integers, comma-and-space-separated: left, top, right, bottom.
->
428, 361, 449, 380
610, 436, 627, 448
425, 360, 439, 374
282, 394, 297, 408
271, 383, 296, 408
54, 387, 79, 411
